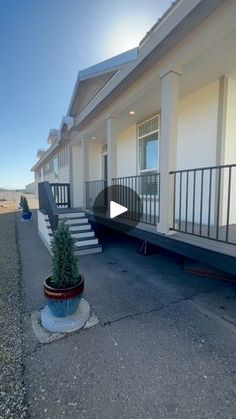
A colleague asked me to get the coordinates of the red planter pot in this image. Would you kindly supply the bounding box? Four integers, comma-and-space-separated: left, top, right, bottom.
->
44, 275, 84, 317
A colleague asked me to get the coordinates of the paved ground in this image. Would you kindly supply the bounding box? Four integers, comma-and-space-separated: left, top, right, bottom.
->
16, 211, 236, 418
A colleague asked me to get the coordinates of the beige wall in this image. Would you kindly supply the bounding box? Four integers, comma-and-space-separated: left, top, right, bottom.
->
175, 81, 220, 225
222, 77, 236, 225
71, 144, 83, 207
177, 80, 219, 170
117, 124, 137, 177
225, 78, 236, 164
89, 141, 102, 181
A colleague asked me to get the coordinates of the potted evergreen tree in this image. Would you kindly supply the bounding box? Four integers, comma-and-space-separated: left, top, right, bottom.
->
19, 195, 24, 209
22, 196, 32, 220
43, 221, 84, 318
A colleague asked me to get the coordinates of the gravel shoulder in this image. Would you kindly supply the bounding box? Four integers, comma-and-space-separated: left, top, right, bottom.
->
0, 211, 27, 418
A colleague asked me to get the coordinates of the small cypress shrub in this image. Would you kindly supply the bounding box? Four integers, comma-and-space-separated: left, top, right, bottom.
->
22, 196, 30, 213
50, 221, 79, 289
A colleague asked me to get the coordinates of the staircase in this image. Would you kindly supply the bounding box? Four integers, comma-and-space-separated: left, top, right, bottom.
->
43, 210, 102, 256
59, 211, 102, 255
37, 181, 102, 256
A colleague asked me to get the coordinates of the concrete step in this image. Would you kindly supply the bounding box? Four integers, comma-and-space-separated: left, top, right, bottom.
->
69, 225, 91, 232
49, 230, 94, 239
75, 237, 98, 247
71, 231, 95, 239
75, 244, 102, 256
65, 218, 88, 225
59, 212, 85, 219
48, 225, 91, 234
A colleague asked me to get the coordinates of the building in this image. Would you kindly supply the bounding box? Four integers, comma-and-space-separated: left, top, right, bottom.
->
32, 0, 236, 273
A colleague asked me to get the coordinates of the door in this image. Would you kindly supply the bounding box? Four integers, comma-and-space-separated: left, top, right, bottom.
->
102, 153, 108, 207
102, 154, 108, 181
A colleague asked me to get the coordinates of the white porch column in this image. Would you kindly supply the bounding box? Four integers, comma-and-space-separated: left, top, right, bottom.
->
41, 166, 44, 181
81, 136, 89, 208
107, 117, 118, 186
157, 66, 182, 235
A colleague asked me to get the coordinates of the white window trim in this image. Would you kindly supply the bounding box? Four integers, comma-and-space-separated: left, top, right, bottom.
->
137, 114, 160, 174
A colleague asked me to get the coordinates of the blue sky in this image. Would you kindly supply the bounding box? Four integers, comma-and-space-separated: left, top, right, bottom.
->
0, 0, 171, 189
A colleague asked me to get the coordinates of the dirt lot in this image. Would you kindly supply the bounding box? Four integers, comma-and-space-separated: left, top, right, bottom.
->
0, 194, 38, 214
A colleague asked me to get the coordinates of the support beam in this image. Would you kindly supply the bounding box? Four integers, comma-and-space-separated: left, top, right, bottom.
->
81, 137, 89, 208
107, 117, 118, 186
157, 67, 182, 235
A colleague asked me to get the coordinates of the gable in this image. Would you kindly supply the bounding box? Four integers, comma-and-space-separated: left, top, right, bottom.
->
70, 70, 117, 117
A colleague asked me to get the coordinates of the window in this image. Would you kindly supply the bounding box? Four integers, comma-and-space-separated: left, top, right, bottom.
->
43, 161, 53, 175
58, 146, 69, 167
138, 116, 159, 172
53, 156, 59, 177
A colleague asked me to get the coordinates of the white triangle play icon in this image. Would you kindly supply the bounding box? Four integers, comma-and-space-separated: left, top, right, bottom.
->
109, 201, 128, 219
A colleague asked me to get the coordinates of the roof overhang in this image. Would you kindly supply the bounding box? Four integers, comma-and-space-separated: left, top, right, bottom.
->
72, 0, 226, 131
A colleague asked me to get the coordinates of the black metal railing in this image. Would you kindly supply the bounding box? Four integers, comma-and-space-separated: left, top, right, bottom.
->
85, 180, 108, 210
170, 164, 236, 245
50, 183, 71, 208
112, 172, 160, 225
38, 181, 59, 231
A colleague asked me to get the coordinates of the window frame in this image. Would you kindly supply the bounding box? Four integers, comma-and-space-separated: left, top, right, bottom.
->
137, 114, 160, 174
53, 155, 59, 178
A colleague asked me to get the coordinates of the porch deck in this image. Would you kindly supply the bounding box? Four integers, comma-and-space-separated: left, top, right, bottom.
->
85, 209, 236, 275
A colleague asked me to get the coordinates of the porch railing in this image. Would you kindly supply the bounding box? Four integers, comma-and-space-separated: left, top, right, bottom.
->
112, 172, 160, 225
50, 183, 71, 208
85, 180, 107, 210
38, 181, 59, 231
170, 164, 236, 245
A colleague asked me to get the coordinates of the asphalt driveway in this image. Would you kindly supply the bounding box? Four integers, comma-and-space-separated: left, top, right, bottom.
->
17, 211, 236, 418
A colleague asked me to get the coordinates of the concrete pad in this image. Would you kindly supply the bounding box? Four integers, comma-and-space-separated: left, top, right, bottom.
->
31, 306, 99, 343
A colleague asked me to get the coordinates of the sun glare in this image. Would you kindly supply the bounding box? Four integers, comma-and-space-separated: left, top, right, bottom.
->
105, 14, 153, 57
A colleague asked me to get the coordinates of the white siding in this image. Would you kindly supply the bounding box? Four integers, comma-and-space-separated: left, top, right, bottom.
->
42, 171, 57, 183
58, 165, 70, 183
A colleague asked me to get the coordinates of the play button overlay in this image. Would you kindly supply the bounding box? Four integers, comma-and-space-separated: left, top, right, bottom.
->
109, 201, 128, 219
92, 184, 143, 233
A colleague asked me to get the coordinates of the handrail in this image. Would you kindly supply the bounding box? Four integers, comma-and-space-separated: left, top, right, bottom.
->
38, 181, 59, 231
112, 172, 160, 225
170, 163, 236, 245
85, 180, 107, 184
170, 163, 236, 174
112, 171, 160, 181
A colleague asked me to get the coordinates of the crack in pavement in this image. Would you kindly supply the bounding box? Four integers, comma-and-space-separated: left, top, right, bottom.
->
101, 287, 221, 326
23, 285, 236, 360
